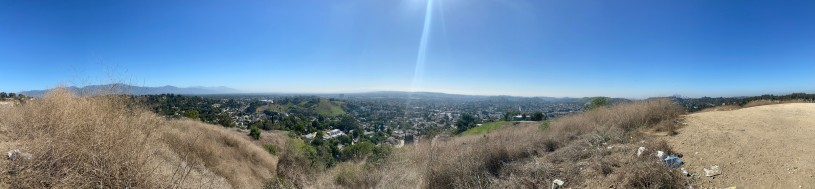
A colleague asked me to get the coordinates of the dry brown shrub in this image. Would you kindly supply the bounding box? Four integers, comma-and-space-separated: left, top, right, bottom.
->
418, 124, 546, 188
275, 139, 318, 189
1, 88, 164, 188
742, 99, 779, 108
699, 104, 741, 112
263, 176, 297, 189
651, 119, 682, 136
162, 119, 278, 188
330, 163, 382, 188
743, 99, 810, 108
646, 140, 678, 157
618, 157, 687, 188
414, 99, 687, 188
543, 99, 684, 145
0, 88, 279, 188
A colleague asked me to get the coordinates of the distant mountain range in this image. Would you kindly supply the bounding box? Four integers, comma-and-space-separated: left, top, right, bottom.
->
19, 85, 633, 103
311, 91, 631, 104
21, 84, 240, 97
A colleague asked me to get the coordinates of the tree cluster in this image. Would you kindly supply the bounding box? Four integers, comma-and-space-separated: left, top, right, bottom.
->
584, 97, 609, 110
675, 93, 815, 112
455, 113, 479, 133
0, 92, 27, 100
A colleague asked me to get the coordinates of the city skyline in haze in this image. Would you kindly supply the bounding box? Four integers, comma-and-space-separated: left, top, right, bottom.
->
2, 0, 815, 98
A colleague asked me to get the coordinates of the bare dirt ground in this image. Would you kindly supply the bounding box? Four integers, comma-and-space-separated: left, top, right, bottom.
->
665, 103, 815, 188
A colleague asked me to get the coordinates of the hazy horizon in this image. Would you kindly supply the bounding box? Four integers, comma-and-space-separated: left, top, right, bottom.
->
3, 0, 815, 98
11, 83, 815, 99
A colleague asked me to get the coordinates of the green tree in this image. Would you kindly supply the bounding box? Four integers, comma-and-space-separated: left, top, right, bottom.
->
0, 92, 6, 99
312, 132, 325, 146
584, 97, 609, 110
456, 113, 479, 134
337, 134, 352, 145
183, 110, 200, 120
249, 126, 261, 140
352, 128, 362, 139
244, 103, 259, 114
341, 141, 374, 161
262, 120, 277, 130
337, 115, 361, 132
262, 109, 276, 116
531, 112, 545, 121
312, 120, 323, 130
218, 114, 236, 127
503, 110, 518, 121
7, 93, 15, 98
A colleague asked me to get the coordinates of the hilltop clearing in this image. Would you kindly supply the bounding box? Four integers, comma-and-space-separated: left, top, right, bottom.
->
665, 103, 815, 188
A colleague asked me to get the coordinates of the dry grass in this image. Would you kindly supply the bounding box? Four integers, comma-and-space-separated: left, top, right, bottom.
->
0, 87, 692, 188
275, 138, 319, 189
742, 99, 810, 108
376, 99, 687, 188
420, 124, 545, 188
618, 156, 686, 188
278, 146, 422, 189
699, 104, 741, 112
0, 88, 164, 188
304, 98, 691, 188
266, 99, 690, 188
743, 99, 779, 108
699, 99, 812, 112
161, 120, 278, 188
327, 162, 382, 188
544, 98, 685, 144
0, 88, 279, 188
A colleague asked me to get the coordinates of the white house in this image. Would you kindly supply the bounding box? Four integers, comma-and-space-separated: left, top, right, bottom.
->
303, 132, 316, 139
325, 129, 345, 139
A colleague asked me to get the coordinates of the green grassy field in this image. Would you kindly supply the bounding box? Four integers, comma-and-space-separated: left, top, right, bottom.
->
314, 99, 346, 116
258, 99, 345, 117
461, 121, 509, 135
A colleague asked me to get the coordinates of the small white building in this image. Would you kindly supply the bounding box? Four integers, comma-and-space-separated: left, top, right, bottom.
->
325, 129, 345, 139
303, 132, 316, 139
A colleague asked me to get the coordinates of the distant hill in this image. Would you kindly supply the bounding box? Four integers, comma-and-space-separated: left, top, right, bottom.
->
336, 91, 630, 104
21, 84, 239, 97
258, 98, 346, 117
339, 91, 539, 100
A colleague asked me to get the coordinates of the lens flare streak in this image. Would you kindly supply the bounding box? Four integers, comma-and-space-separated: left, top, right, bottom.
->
410, 0, 434, 92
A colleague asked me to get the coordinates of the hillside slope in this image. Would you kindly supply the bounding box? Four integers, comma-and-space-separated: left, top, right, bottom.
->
665, 103, 815, 188
0, 89, 282, 188
291, 99, 690, 188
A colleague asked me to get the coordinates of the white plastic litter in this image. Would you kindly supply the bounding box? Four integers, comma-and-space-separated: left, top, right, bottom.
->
6, 149, 31, 161
551, 179, 564, 189
637, 147, 646, 156
704, 165, 721, 177
656, 150, 666, 159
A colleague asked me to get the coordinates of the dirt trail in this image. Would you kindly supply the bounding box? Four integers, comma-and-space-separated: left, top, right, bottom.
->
665, 103, 815, 188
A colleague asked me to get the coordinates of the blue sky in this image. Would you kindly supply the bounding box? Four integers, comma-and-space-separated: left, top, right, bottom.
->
1, 0, 815, 98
